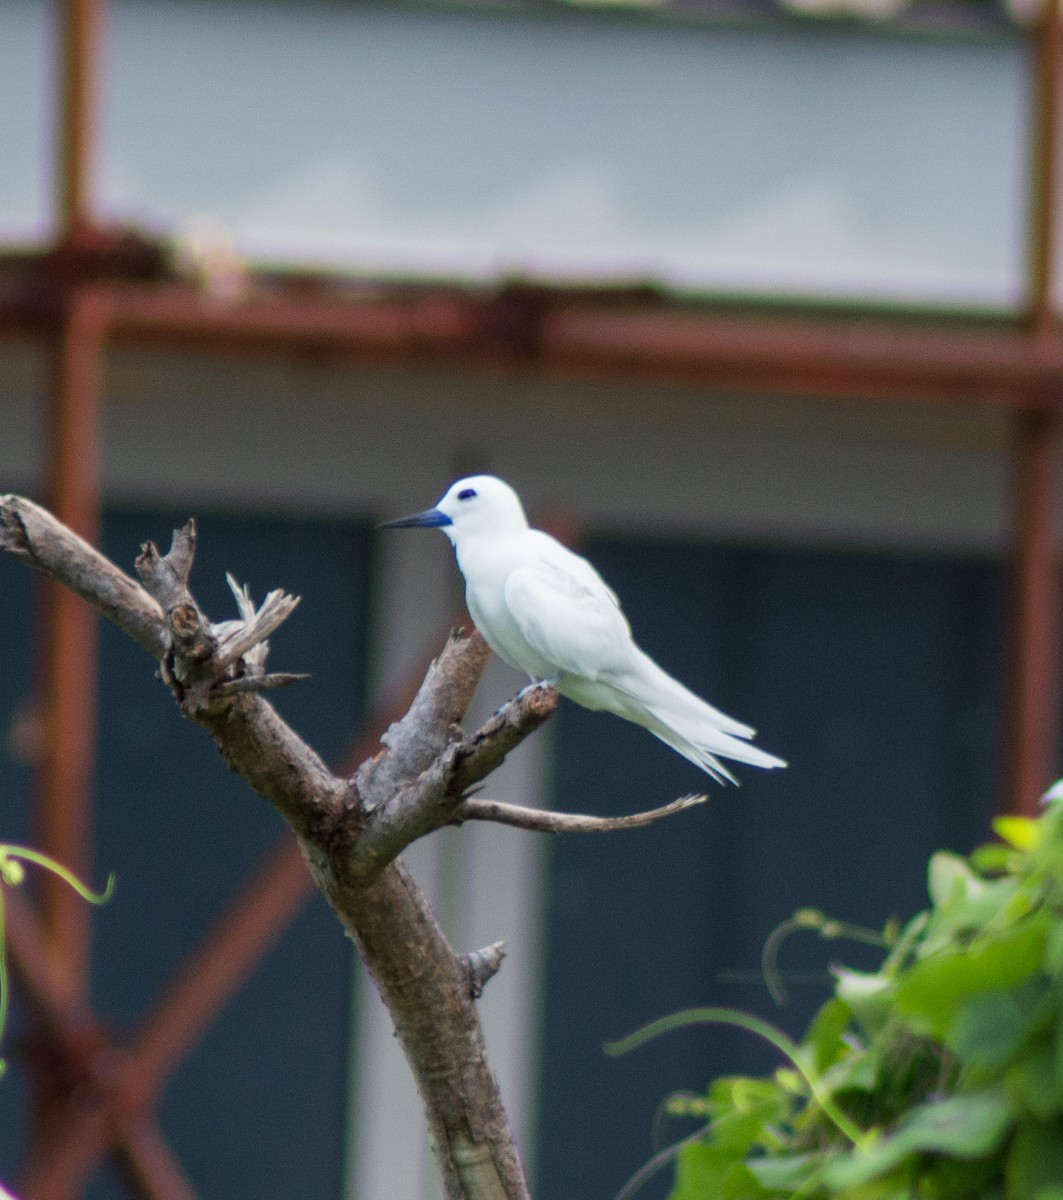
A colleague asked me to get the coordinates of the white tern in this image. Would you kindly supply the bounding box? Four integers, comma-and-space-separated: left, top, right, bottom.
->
382, 475, 786, 783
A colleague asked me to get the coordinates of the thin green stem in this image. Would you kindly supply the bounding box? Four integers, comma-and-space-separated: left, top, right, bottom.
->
611, 1123, 712, 1200
0, 846, 114, 904
0, 844, 114, 1075
763, 910, 893, 1006
605, 1006, 871, 1151
0, 887, 7, 1079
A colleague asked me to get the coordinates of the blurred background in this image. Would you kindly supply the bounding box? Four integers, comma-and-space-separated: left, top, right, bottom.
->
0, 1, 1060, 1197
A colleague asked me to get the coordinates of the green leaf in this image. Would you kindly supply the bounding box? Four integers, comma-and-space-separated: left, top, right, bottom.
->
834, 968, 895, 1038
970, 842, 1015, 875
668, 1143, 764, 1200
948, 978, 1053, 1073
833, 1184, 911, 1200
876, 910, 930, 979
918, 876, 1026, 959
708, 1077, 788, 1155
896, 917, 1049, 1039
746, 1151, 823, 1191
994, 816, 1041, 851
1008, 1041, 1060, 1122
1054, 1012, 1063, 1111
823, 1089, 1015, 1189
720, 1163, 764, 1200
806, 997, 854, 1074
1045, 923, 1063, 978
1005, 1118, 1063, 1199
928, 851, 983, 910
821, 1046, 880, 1097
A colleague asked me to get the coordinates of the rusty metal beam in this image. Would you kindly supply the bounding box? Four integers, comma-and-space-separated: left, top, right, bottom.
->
4, 261, 1063, 407
26, 288, 109, 1193
56, 0, 106, 241
1005, 0, 1063, 816
26, 280, 1062, 406
25, 1, 112, 1188
127, 837, 315, 1102
4, 889, 110, 1199
2, 888, 85, 1045
1026, 0, 1063, 337
19, 1103, 111, 1200
541, 305, 1063, 404
113, 1124, 199, 1200
1007, 409, 1061, 815
33, 288, 110, 1009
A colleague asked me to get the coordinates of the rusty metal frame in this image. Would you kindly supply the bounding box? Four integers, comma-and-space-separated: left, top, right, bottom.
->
2, 0, 1062, 1196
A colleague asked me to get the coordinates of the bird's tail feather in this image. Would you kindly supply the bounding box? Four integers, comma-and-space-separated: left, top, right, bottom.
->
620, 650, 787, 782
643, 715, 787, 783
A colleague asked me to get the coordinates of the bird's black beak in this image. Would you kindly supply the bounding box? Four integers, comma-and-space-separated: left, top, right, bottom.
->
379, 507, 452, 530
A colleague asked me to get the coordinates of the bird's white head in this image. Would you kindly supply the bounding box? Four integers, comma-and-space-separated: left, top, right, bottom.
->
381, 475, 530, 546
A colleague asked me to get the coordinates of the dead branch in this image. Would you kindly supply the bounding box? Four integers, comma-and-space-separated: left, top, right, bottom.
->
0, 495, 165, 657
455, 793, 710, 833
1, 495, 534, 1200
348, 683, 559, 880
462, 942, 507, 999
354, 628, 493, 800
0, 492, 708, 1200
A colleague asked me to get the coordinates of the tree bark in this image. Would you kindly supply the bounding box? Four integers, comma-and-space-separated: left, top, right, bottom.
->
2, 496, 544, 1199
0, 494, 706, 1199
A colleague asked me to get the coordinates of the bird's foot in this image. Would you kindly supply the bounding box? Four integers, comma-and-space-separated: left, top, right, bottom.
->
516, 677, 559, 701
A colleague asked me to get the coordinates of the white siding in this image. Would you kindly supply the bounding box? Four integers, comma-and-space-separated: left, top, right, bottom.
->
1, 0, 1031, 305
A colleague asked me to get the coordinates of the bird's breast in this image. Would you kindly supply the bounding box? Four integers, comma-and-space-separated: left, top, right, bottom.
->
465, 578, 556, 681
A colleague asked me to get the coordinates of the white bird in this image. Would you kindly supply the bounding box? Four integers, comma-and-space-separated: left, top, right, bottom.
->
382, 475, 786, 783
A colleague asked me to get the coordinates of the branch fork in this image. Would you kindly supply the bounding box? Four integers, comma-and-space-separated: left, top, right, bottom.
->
1, 494, 713, 1200
134, 523, 304, 715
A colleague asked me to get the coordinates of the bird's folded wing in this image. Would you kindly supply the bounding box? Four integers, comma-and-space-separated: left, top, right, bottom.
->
504, 561, 633, 680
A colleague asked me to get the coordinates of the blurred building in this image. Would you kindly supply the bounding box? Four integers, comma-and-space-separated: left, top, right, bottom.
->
0, 1, 1059, 1198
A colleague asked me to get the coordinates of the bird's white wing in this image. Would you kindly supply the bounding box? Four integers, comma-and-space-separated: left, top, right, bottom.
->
504, 547, 634, 681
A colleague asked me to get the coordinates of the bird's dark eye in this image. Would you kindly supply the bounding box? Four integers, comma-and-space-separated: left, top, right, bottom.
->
457, 488, 477, 501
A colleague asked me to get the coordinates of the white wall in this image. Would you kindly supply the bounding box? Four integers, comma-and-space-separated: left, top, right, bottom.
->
0, 343, 1013, 550
0, 0, 1031, 304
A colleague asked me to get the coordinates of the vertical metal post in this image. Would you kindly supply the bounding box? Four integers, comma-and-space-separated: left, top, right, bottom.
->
34, 290, 107, 1003
1008, 0, 1063, 816
56, 0, 104, 241
37, 0, 109, 990
1009, 410, 1061, 815
26, 2, 110, 1185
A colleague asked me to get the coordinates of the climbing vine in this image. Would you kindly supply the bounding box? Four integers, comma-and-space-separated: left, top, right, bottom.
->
0, 846, 113, 1077
612, 790, 1063, 1199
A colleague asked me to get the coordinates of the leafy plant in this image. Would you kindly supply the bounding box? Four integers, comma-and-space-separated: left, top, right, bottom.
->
609, 792, 1063, 1200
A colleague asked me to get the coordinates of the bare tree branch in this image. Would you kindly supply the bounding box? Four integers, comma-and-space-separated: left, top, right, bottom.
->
0, 494, 165, 657
213, 588, 300, 669
454, 793, 710, 833
0, 492, 711, 1200
130, 521, 350, 843
349, 684, 559, 880
461, 942, 507, 999
450, 684, 559, 794
0, 495, 536, 1200
212, 671, 309, 697
355, 627, 492, 800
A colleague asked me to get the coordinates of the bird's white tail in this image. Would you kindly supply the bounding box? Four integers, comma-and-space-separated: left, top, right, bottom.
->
617, 650, 787, 784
